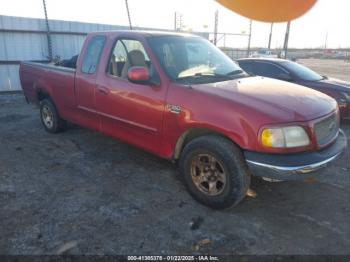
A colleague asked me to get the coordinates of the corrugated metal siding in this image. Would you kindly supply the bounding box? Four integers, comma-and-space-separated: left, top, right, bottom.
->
0, 13, 121, 91
50, 34, 85, 59
0, 65, 20, 91
0, 32, 48, 61
0, 15, 209, 92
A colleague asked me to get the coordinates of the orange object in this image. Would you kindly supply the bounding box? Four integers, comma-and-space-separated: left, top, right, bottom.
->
216, 0, 317, 22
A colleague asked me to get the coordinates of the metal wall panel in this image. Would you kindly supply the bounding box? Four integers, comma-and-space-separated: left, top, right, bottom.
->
0, 15, 209, 92
0, 65, 20, 92
0, 15, 119, 91
0, 32, 48, 61
0, 15, 45, 31
50, 34, 85, 59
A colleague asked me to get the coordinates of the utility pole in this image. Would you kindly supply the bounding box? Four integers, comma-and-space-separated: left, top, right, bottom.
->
247, 20, 252, 57
324, 32, 328, 49
213, 10, 218, 46
283, 21, 291, 59
42, 0, 52, 61
125, 0, 132, 30
268, 23, 273, 50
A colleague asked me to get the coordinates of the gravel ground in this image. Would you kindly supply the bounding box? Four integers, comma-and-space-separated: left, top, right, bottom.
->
1, 59, 350, 255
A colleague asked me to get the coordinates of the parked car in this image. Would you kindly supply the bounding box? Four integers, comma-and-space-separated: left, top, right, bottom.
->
237, 58, 350, 120
250, 49, 278, 58
19, 31, 347, 209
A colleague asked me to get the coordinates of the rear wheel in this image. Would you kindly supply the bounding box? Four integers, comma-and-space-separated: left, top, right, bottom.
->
40, 98, 67, 133
179, 135, 251, 209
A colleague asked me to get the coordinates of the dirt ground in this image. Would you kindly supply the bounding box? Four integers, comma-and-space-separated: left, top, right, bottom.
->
0, 59, 350, 255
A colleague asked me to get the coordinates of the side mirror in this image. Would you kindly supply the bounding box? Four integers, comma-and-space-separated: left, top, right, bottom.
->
277, 73, 292, 81
128, 66, 150, 83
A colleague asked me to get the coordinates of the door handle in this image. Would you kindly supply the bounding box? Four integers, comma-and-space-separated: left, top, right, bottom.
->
97, 86, 109, 95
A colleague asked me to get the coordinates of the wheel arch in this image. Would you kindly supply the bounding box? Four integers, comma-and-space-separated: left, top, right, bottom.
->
33, 78, 54, 104
173, 127, 242, 160
36, 88, 51, 102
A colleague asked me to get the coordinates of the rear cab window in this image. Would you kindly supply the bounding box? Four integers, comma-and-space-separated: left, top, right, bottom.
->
81, 35, 106, 74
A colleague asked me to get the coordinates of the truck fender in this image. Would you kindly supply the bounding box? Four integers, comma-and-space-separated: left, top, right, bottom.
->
172, 127, 244, 160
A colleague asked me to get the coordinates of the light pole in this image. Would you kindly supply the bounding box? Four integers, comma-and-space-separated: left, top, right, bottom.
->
214, 10, 218, 45
268, 23, 273, 50
247, 20, 252, 57
283, 21, 291, 59
174, 12, 177, 31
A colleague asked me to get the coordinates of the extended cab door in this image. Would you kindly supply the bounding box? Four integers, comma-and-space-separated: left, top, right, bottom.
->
95, 36, 167, 155
75, 35, 106, 131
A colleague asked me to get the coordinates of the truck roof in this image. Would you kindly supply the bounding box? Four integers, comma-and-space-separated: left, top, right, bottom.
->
88, 30, 199, 38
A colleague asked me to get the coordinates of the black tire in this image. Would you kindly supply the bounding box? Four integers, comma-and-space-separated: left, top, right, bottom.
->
179, 135, 251, 209
39, 98, 67, 133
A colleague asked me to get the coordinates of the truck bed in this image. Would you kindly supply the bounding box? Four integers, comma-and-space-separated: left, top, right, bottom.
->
19, 61, 77, 114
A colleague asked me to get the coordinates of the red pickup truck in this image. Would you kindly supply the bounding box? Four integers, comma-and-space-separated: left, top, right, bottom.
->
20, 31, 347, 209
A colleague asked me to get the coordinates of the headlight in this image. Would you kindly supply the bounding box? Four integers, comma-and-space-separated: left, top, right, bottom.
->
340, 92, 350, 103
261, 126, 310, 148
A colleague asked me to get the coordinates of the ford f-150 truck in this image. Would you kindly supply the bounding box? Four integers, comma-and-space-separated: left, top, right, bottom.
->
19, 31, 347, 209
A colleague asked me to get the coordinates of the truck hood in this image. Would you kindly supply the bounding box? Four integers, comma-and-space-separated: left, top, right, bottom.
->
194, 76, 337, 123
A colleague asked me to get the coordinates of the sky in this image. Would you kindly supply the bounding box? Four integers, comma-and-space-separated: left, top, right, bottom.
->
1, 0, 349, 49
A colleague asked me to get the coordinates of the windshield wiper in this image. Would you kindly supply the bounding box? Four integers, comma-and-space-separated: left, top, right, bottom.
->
177, 72, 234, 80
226, 69, 245, 76
195, 72, 235, 78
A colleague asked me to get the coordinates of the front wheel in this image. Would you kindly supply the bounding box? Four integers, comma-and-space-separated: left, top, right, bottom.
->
40, 98, 67, 133
179, 135, 251, 209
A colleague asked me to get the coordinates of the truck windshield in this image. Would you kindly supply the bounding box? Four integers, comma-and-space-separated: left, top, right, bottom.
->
148, 36, 246, 84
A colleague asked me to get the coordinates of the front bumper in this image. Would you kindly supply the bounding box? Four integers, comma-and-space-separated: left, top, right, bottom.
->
244, 129, 347, 180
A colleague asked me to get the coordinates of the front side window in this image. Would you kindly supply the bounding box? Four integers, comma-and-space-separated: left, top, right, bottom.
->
81, 35, 106, 74
253, 62, 286, 78
148, 36, 245, 84
108, 39, 153, 80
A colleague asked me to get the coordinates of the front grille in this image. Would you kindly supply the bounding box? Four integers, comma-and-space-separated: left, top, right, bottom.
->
314, 112, 339, 146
